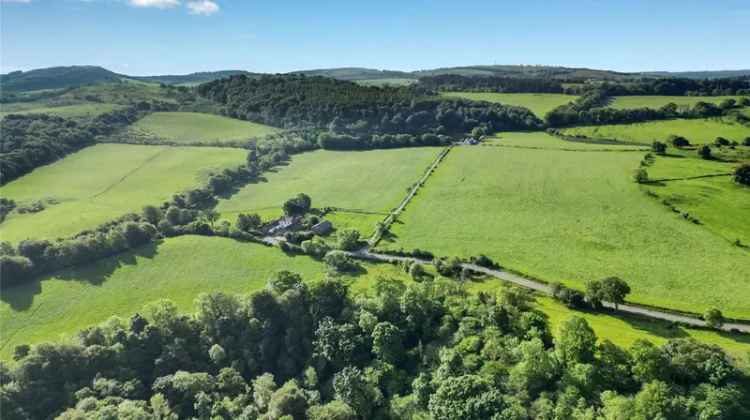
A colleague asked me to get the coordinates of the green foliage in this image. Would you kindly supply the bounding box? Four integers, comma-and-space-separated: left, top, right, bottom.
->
703, 308, 724, 329
336, 228, 361, 251
125, 111, 280, 144
441, 92, 576, 118
735, 164, 750, 186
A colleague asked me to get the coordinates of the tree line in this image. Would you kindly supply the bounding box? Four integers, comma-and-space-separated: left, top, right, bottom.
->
0, 101, 174, 185
197, 75, 543, 142
417, 75, 565, 93
2, 272, 747, 419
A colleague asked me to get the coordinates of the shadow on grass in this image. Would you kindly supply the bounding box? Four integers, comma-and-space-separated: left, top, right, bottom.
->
1, 241, 160, 312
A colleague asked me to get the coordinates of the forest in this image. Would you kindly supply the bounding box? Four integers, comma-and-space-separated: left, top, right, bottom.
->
2, 274, 746, 420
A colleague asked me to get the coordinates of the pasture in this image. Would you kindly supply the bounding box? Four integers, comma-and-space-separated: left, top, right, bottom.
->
125, 111, 281, 143
0, 236, 329, 359
440, 92, 577, 118
0, 144, 246, 243
608, 95, 743, 110
383, 146, 750, 318
486, 131, 648, 151
216, 147, 442, 235
562, 118, 750, 145
0, 103, 123, 119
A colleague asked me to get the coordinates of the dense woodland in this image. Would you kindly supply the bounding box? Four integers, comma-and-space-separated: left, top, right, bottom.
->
417, 75, 564, 93
197, 75, 543, 142
2, 274, 747, 419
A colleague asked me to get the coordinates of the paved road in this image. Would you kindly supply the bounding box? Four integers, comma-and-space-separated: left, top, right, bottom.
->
349, 249, 750, 333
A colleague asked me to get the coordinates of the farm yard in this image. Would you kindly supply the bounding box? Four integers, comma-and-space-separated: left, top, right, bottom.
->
561, 118, 750, 145
216, 147, 442, 236
382, 146, 750, 318
123, 111, 281, 143
440, 91, 577, 118
0, 143, 246, 243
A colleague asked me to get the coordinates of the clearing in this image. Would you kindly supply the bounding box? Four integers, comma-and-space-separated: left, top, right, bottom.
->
382, 146, 750, 318
440, 92, 577, 118
0, 143, 246, 243
216, 147, 442, 235
123, 111, 281, 143
561, 118, 750, 145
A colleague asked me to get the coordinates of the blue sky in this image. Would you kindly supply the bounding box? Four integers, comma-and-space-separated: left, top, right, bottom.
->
2, 0, 749, 75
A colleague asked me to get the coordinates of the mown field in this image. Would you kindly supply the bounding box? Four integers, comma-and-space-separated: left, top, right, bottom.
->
440, 92, 577, 118
126, 112, 281, 143
608, 95, 743, 110
561, 118, 750, 145
4, 234, 747, 368
383, 146, 750, 318
216, 147, 442, 235
0, 144, 246, 243
486, 131, 648, 151
0, 103, 124, 119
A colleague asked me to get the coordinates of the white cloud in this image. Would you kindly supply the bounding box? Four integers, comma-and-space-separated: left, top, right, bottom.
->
186, 0, 218, 15
128, 0, 180, 8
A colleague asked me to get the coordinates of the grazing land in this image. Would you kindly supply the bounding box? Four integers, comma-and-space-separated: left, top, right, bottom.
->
0, 236, 329, 360
125, 111, 281, 143
0, 144, 246, 243
486, 131, 648, 151
562, 118, 750, 145
608, 95, 743, 109
440, 91, 577, 117
216, 147, 442, 235
0, 103, 124, 119
383, 146, 750, 318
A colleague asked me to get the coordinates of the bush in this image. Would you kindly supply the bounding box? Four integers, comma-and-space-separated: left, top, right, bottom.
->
698, 145, 712, 160
703, 308, 724, 328
301, 237, 331, 259
651, 141, 667, 155
714, 137, 730, 147
668, 135, 690, 148
742, 137, 750, 147
633, 168, 649, 184
336, 229, 361, 251
237, 213, 262, 232
0, 255, 34, 287
735, 164, 750, 186
324, 251, 360, 273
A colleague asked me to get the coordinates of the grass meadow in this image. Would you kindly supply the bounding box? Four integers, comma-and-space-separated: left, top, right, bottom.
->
383, 147, 750, 318
0, 144, 246, 243
486, 131, 648, 151
126, 112, 281, 143
561, 118, 750, 145
440, 92, 577, 118
0, 103, 124, 119
608, 95, 743, 110
216, 147, 442, 236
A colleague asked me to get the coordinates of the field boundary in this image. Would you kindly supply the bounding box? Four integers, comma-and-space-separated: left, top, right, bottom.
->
347, 249, 750, 333
368, 145, 453, 246
481, 143, 648, 153
90, 148, 167, 199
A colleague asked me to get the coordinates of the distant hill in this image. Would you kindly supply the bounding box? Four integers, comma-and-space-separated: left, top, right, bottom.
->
290, 67, 416, 81
412, 65, 648, 81
131, 70, 259, 85
0, 66, 121, 92
643, 70, 750, 79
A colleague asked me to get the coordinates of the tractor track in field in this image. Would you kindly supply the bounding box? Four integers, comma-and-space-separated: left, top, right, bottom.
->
90, 148, 168, 199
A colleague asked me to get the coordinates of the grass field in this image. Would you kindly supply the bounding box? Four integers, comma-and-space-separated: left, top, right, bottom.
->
0, 144, 246, 243
486, 131, 648, 151
440, 92, 577, 118
125, 112, 281, 143
0, 236, 330, 359
383, 147, 750, 318
608, 95, 743, 110
0, 103, 124, 119
216, 147, 442, 235
561, 118, 750, 145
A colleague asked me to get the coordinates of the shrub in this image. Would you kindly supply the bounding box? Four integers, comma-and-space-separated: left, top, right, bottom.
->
324, 251, 359, 273
301, 237, 331, 259
703, 308, 724, 328
0, 255, 34, 287
735, 164, 750, 186
651, 141, 667, 155
633, 168, 649, 184
742, 137, 750, 147
698, 145, 713, 160
237, 213, 262, 232
668, 135, 690, 148
336, 228, 361, 251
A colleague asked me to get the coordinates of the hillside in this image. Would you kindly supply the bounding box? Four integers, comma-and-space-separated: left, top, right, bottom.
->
130, 70, 258, 85
290, 67, 416, 81
0, 66, 121, 92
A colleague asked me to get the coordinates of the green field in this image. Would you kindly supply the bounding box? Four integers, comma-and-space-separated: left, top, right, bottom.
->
125, 112, 281, 143
357, 78, 416, 87
383, 146, 750, 318
0, 236, 331, 359
216, 147, 442, 235
562, 118, 750, 145
0, 144, 246, 243
608, 95, 743, 110
0, 103, 124, 119
486, 131, 648, 151
440, 92, 577, 118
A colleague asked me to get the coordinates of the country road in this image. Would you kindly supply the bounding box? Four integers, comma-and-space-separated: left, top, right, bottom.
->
348, 249, 750, 334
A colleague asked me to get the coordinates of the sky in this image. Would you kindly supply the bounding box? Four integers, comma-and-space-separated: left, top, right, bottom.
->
1, 0, 749, 76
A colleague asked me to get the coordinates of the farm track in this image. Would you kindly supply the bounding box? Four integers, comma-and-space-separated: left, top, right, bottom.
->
347, 249, 750, 333
90, 148, 167, 199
